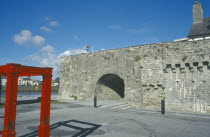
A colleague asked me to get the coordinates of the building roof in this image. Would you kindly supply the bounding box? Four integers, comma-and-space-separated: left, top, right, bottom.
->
22, 78, 32, 81
188, 17, 210, 38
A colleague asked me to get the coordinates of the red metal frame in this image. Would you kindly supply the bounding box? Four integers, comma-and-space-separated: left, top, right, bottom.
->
0, 63, 53, 137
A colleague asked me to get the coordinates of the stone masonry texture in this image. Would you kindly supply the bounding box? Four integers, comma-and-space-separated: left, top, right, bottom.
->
58, 40, 210, 114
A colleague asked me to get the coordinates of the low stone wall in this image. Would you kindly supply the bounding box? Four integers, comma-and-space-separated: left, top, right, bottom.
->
1, 86, 59, 92
0, 86, 58, 103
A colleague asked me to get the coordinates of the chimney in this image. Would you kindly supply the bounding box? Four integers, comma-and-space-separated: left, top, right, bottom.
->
193, 1, 203, 23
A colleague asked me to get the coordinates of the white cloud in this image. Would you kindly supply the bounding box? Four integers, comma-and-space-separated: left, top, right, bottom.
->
127, 28, 150, 34
49, 21, 59, 27
28, 45, 60, 76
27, 46, 88, 78
13, 30, 45, 47
41, 45, 55, 53
40, 26, 52, 32
31, 35, 45, 46
73, 35, 80, 41
108, 25, 122, 30
59, 48, 88, 58
42, 16, 51, 22
13, 30, 32, 45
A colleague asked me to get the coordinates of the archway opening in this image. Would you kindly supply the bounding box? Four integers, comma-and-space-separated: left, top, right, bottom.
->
96, 74, 124, 99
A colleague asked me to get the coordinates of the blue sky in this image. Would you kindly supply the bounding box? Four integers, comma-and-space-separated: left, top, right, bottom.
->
0, 0, 210, 79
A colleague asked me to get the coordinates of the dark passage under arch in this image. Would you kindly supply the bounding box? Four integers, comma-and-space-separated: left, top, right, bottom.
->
97, 74, 125, 98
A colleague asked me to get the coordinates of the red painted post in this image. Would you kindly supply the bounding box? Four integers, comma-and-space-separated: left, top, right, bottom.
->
2, 73, 19, 137
0, 63, 53, 136
38, 75, 52, 137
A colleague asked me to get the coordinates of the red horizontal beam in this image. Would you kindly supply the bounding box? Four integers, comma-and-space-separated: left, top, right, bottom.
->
0, 63, 53, 76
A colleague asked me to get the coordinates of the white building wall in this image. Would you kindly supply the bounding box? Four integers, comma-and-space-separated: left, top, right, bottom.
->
1, 79, 7, 86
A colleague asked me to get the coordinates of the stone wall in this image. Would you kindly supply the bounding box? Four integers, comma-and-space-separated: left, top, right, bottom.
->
58, 40, 210, 114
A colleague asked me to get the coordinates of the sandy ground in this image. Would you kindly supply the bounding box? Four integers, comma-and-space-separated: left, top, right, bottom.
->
0, 95, 210, 137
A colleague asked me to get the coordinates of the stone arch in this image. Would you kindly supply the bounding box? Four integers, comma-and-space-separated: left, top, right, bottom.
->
94, 73, 125, 99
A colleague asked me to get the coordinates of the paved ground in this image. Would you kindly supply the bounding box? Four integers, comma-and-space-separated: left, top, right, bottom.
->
0, 95, 210, 137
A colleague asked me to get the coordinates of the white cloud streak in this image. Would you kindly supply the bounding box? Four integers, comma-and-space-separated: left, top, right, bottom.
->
49, 21, 59, 27
41, 45, 55, 53
40, 26, 52, 32
13, 30, 45, 47
42, 16, 51, 22
108, 25, 122, 30
59, 48, 88, 58
31, 35, 46, 46
107, 24, 151, 35
28, 45, 60, 76
27, 46, 88, 77
73, 35, 80, 41
126, 28, 150, 34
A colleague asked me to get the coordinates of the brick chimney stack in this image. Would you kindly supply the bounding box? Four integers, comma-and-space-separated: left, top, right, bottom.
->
193, 1, 203, 23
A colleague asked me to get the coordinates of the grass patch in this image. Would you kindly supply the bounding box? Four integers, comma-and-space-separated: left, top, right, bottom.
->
134, 55, 141, 62
125, 49, 131, 53
182, 55, 188, 62
51, 100, 68, 104
175, 48, 179, 51
143, 54, 149, 58
102, 56, 110, 60
70, 95, 77, 100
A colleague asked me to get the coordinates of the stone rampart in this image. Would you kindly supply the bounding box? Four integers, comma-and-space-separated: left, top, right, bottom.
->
58, 40, 210, 114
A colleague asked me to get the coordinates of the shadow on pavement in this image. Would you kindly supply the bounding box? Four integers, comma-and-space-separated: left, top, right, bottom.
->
11, 97, 57, 105
19, 120, 102, 137
96, 105, 102, 108
1, 97, 60, 106
17, 99, 40, 105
